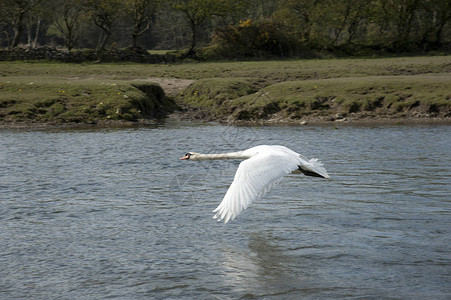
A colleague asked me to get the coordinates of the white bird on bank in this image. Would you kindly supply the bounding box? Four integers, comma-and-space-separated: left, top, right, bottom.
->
180, 145, 329, 223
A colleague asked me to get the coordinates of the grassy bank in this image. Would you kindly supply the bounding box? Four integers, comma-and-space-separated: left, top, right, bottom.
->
1, 56, 450, 126
178, 73, 450, 123
0, 76, 176, 125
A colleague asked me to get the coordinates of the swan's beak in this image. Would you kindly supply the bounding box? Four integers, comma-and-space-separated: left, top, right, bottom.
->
180, 155, 189, 160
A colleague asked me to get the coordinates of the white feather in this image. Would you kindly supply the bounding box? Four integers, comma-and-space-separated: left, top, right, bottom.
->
181, 145, 329, 223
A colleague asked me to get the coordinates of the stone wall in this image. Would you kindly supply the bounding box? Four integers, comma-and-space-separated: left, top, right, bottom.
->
0, 47, 178, 63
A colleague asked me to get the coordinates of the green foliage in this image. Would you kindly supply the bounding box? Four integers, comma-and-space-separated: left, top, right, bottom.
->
47, 0, 86, 51
1, 0, 450, 56
171, 0, 249, 55
85, 0, 126, 51
210, 18, 305, 58
126, 0, 160, 48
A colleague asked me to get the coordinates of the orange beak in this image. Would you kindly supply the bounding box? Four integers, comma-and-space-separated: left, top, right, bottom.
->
180, 155, 189, 160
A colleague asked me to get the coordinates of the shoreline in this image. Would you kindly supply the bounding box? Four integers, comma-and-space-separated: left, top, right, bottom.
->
2, 57, 449, 129
1, 115, 450, 130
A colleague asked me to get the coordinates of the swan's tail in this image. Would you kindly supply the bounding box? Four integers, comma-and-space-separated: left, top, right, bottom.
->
299, 158, 330, 178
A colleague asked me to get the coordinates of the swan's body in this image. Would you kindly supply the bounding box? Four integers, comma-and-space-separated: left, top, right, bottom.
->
180, 145, 329, 223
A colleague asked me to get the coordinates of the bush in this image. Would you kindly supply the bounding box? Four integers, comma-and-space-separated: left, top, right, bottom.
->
209, 19, 305, 59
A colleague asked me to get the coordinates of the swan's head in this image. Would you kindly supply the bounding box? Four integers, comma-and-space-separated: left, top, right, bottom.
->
180, 152, 200, 160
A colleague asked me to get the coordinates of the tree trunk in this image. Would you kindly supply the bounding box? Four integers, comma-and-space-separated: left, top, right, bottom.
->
11, 11, 26, 49
188, 19, 197, 56
396, 0, 419, 43
2, 30, 11, 49
332, 6, 351, 46
32, 18, 41, 49
93, 15, 113, 54
98, 30, 111, 52
27, 22, 32, 48
66, 26, 74, 51
132, 32, 138, 49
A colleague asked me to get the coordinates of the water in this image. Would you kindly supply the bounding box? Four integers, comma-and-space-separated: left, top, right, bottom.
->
1, 121, 450, 299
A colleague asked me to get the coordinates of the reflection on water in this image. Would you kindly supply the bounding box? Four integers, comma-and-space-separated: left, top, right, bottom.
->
220, 232, 303, 297
1, 121, 450, 299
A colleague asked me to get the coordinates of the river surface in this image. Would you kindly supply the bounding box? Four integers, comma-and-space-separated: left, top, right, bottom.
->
1, 121, 450, 299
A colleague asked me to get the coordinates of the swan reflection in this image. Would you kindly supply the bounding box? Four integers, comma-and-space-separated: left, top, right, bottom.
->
219, 232, 306, 297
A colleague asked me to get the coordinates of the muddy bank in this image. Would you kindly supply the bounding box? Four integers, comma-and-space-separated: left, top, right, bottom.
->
3, 109, 448, 130
169, 102, 451, 126
168, 108, 451, 126
171, 75, 451, 126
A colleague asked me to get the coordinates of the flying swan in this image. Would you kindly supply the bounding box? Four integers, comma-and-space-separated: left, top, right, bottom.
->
180, 145, 329, 223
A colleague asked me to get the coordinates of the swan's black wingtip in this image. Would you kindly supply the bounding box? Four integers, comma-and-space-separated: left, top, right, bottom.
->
298, 166, 328, 178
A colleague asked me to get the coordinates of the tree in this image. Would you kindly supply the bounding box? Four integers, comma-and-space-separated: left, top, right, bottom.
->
393, 0, 420, 43
418, 0, 451, 48
25, 0, 55, 49
126, 0, 159, 49
323, 0, 371, 45
0, 0, 41, 49
277, 0, 324, 44
49, 0, 85, 51
171, 0, 245, 56
345, 0, 372, 44
371, 0, 420, 46
85, 0, 124, 52
247, 0, 279, 19
151, 2, 188, 49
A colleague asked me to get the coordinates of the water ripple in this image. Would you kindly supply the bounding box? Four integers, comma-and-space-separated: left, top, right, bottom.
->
1, 123, 450, 299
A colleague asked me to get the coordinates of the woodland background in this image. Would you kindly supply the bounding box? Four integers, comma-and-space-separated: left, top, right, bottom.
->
1, 0, 450, 59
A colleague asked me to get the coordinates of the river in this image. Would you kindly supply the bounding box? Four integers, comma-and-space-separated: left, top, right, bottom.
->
1, 121, 450, 299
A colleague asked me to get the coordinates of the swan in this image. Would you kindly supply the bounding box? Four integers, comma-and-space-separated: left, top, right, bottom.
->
180, 145, 329, 223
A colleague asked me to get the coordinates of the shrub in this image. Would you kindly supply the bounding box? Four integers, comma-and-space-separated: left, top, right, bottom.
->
209, 19, 304, 59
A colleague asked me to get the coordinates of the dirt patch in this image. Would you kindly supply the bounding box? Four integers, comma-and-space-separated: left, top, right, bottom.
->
135, 78, 194, 97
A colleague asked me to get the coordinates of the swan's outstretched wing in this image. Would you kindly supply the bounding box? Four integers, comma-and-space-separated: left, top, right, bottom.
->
213, 152, 299, 223
298, 157, 330, 179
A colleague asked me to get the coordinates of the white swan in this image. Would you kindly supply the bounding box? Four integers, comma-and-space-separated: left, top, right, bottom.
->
180, 145, 329, 223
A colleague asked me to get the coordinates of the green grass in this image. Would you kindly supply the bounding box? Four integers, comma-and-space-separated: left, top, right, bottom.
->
179, 78, 261, 106
1, 55, 450, 124
147, 50, 178, 55
0, 77, 172, 123
2, 56, 450, 81
0, 56, 451, 82
224, 74, 451, 120
175, 71, 450, 121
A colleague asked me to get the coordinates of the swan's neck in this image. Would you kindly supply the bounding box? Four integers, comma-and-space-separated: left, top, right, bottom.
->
191, 151, 250, 161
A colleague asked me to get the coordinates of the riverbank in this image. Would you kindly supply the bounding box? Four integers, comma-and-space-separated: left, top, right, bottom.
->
1, 56, 450, 128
